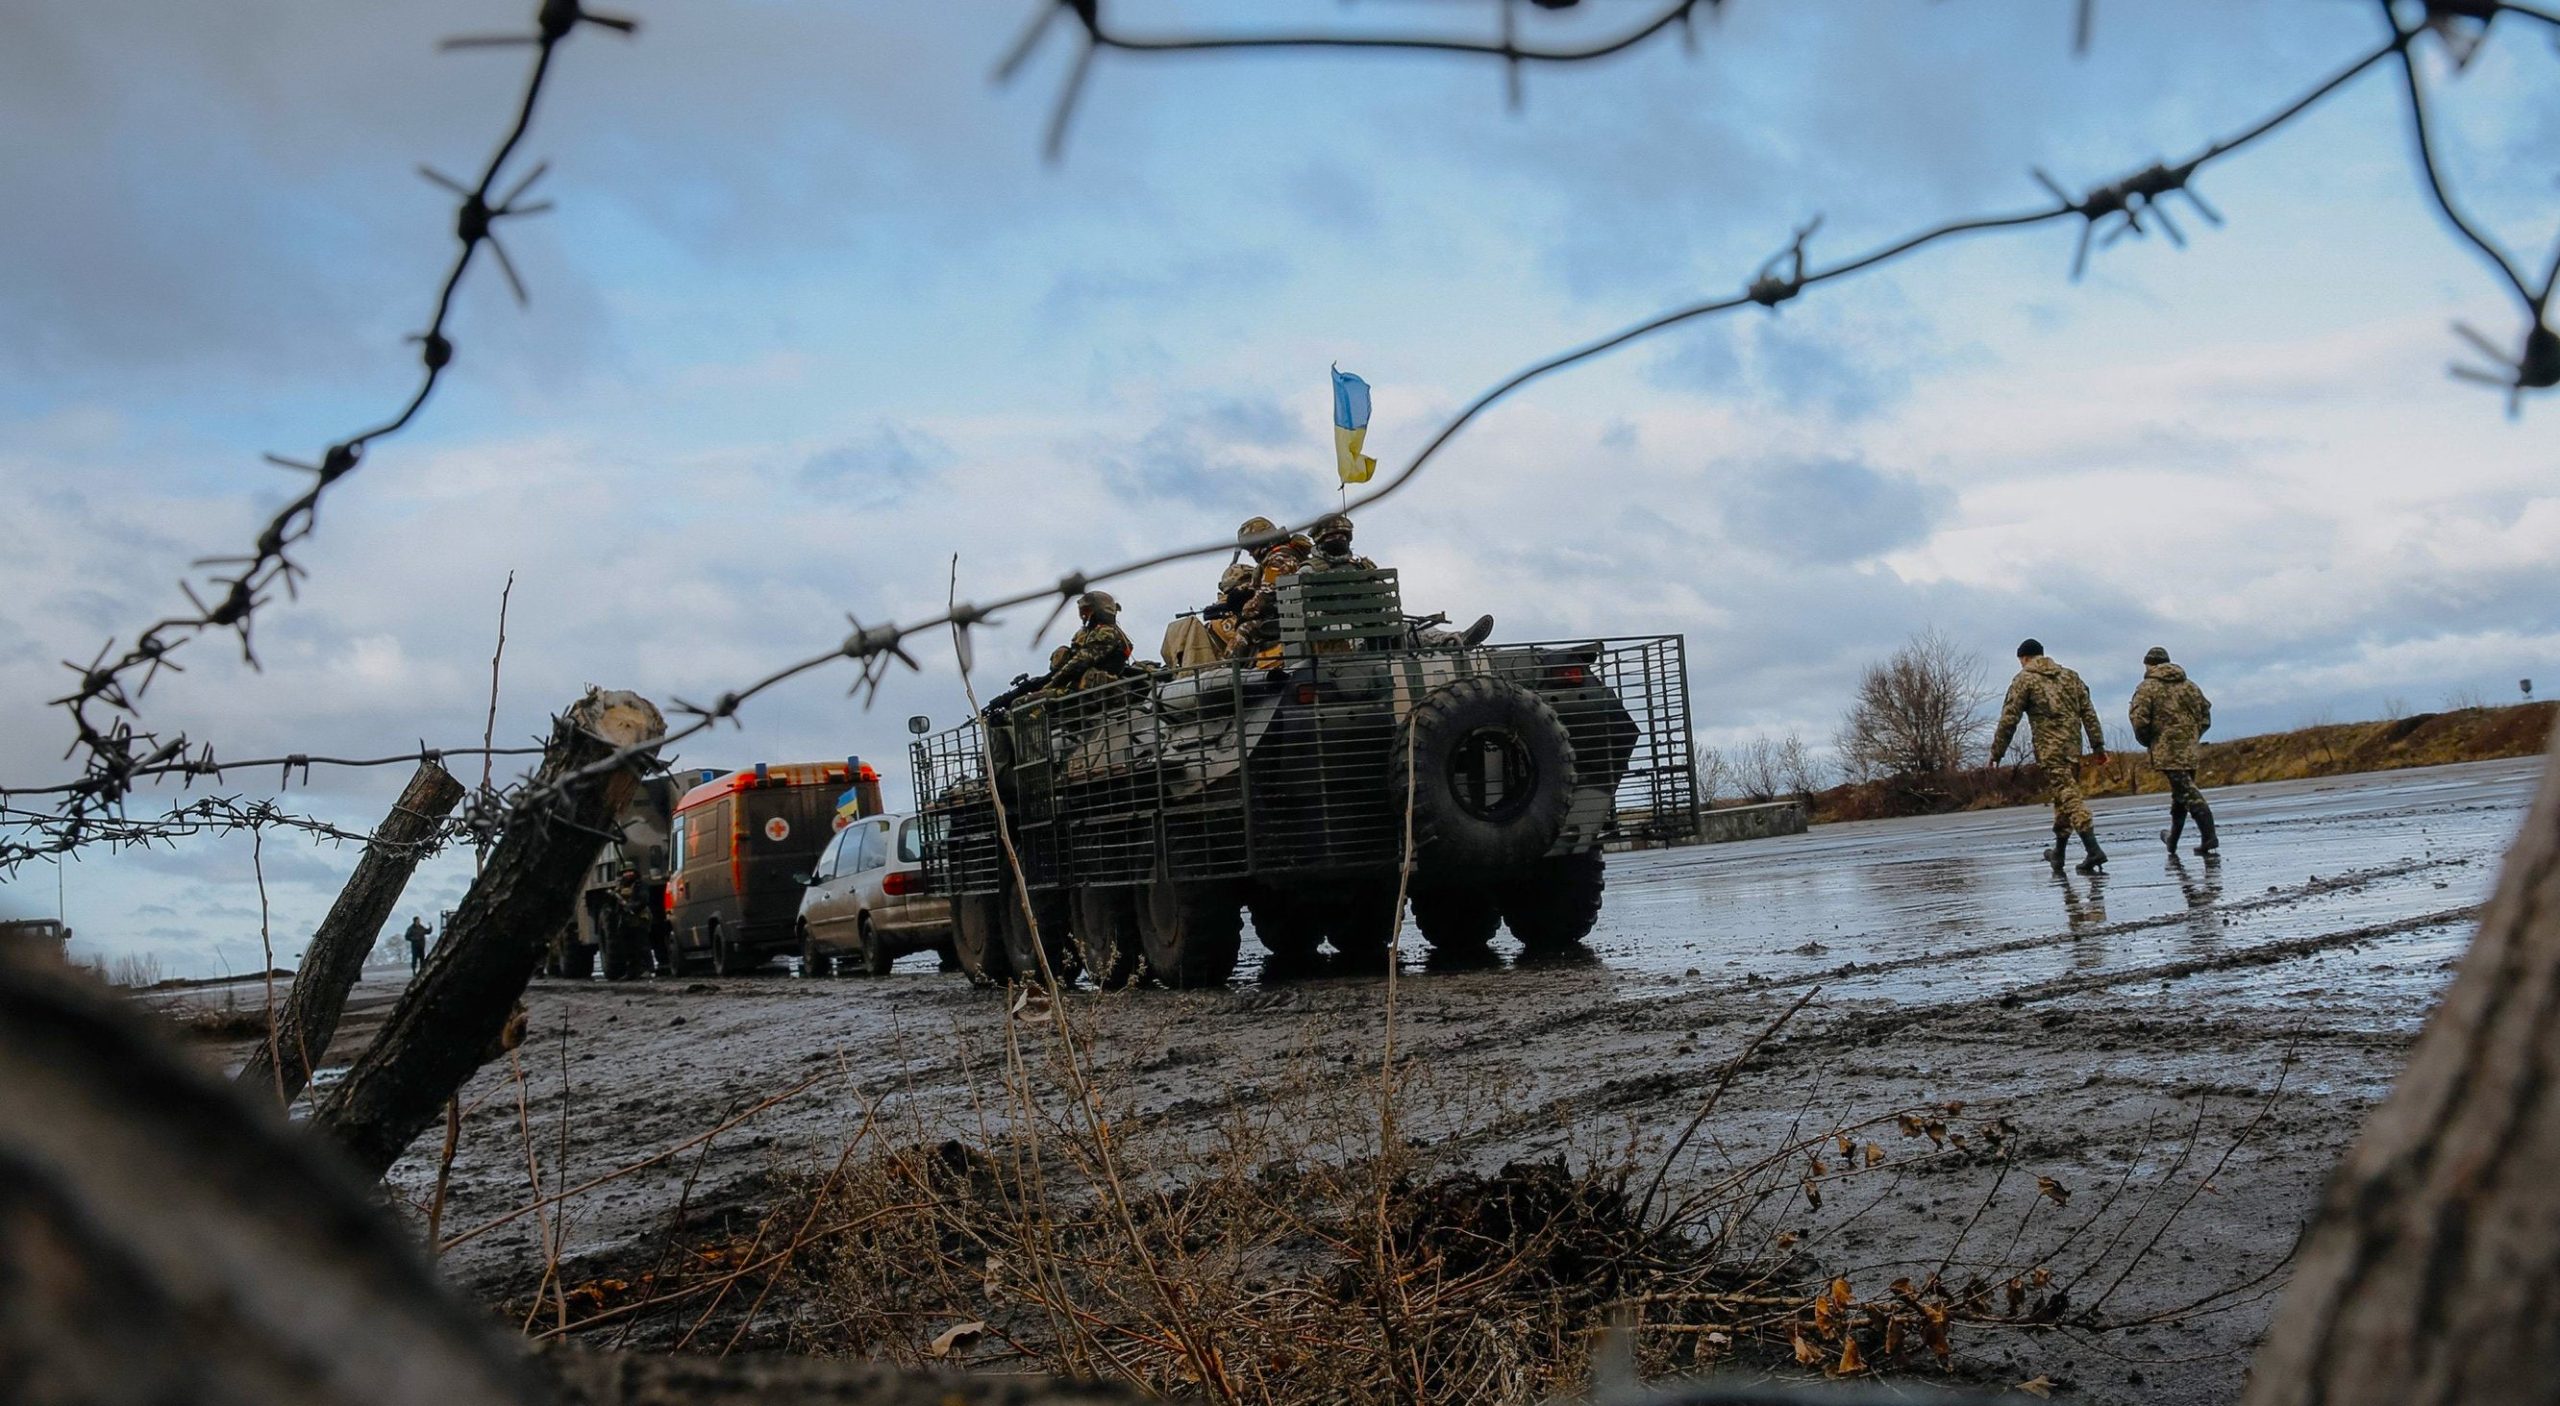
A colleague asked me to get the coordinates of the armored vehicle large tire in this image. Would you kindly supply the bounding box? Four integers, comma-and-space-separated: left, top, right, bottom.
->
1497, 851, 1606, 953
1137, 879, 1243, 989
1074, 887, 1145, 990
1393, 678, 1576, 881
1002, 887, 1082, 988
1322, 883, 1404, 963
951, 891, 1012, 986
1410, 885, 1500, 952
1246, 890, 1325, 960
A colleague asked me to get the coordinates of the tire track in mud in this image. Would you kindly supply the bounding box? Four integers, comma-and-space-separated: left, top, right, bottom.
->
986, 854, 2485, 1144
1422, 901, 2481, 1157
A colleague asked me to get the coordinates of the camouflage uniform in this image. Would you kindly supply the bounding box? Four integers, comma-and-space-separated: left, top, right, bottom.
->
1989, 655, 2107, 834
2129, 654, 2218, 851
1305, 543, 1377, 573
1235, 535, 1312, 655
1045, 619, 1134, 695
1202, 561, 1256, 658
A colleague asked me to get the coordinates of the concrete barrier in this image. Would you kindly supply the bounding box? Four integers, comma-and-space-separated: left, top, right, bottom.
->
1696, 800, 1807, 844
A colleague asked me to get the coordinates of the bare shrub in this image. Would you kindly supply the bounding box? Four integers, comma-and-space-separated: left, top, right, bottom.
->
1835, 628, 1992, 779
1693, 743, 1732, 804
2380, 695, 2409, 721
2443, 684, 2491, 711
1777, 734, 1828, 798
1733, 737, 1786, 802
81, 951, 166, 989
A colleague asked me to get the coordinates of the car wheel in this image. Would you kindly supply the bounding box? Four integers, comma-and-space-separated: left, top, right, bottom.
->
710, 921, 752, 977
798, 920, 829, 979
859, 915, 895, 977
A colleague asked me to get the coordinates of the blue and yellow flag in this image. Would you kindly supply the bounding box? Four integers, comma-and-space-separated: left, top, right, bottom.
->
1331, 365, 1377, 485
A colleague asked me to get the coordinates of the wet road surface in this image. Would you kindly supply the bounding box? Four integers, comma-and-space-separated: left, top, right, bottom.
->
283, 756, 2539, 1403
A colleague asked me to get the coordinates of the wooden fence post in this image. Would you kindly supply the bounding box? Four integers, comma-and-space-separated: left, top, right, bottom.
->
238, 758, 468, 1104
311, 689, 662, 1180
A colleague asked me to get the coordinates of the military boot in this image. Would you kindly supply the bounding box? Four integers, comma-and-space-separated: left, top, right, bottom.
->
2075, 825, 2108, 874
2042, 823, 2070, 872
2192, 805, 2220, 856
2161, 801, 2187, 852
1460, 614, 1495, 647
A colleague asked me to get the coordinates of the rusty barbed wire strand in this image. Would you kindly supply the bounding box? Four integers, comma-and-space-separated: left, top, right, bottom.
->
9, 2, 2556, 870
0, 797, 470, 866
21, 0, 633, 868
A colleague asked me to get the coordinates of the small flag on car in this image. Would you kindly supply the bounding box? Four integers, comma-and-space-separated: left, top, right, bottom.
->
1331, 365, 1377, 486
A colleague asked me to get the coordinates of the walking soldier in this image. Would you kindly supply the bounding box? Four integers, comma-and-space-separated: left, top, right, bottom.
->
2128, 645, 2219, 855
1989, 638, 2112, 873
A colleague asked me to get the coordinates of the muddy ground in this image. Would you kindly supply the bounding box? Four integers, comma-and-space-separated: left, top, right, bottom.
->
183, 755, 2540, 1402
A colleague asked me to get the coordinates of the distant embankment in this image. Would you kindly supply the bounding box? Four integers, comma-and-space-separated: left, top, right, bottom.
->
1808, 702, 2556, 825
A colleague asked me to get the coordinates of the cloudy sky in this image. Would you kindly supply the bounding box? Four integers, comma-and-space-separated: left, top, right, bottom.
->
3, 1, 2554, 973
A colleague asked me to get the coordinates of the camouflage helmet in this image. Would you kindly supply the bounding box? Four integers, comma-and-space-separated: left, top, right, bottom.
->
2143, 645, 2172, 666
1311, 512, 1354, 545
1078, 589, 1121, 620
1216, 562, 1255, 594
1237, 515, 1282, 555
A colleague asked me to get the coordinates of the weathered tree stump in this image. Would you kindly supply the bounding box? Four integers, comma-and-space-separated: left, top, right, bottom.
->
312, 689, 663, 1180
0, 948, 546, 1406
2244, 721, 2560, 1404
238, 758, 468, 1104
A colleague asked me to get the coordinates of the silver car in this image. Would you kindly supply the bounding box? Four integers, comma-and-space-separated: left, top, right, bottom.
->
796, 811, 953, 976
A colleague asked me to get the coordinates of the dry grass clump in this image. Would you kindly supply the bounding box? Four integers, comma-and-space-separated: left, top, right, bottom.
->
497, 994, 2252, 1405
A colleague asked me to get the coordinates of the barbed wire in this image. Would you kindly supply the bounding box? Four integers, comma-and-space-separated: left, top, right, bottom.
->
0, 796, 472, 868
10, 1, 2556, 868
18, 0, 633, 870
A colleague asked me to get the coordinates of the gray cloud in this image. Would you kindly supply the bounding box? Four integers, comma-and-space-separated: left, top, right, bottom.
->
800, 422, 950, 506
1720, 458, 1953, 564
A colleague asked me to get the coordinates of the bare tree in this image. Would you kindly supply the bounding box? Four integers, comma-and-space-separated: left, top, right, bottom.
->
1692, 742, 1732, 804
1835, 628, 1993, 779
1777, 734, 1828, 798
1732, 737, 1785, 803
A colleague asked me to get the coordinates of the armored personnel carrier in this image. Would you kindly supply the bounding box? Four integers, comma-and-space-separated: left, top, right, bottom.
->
912, 569, 1698, 987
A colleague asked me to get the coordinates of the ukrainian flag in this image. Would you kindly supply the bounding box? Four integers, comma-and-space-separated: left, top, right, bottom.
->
1332, 365, 1377, 485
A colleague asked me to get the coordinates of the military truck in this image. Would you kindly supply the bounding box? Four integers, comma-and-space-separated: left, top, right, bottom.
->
911, 569, 1699, 988
541, 771, 718, 980
0, 918, 72, 964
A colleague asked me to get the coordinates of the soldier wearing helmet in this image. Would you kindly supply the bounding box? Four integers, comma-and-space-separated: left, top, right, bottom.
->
1232, 515, 1312, 656
1043, 590, 1136, 696
1305, 513, 1376, 573
1194, 559, 1259, 659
